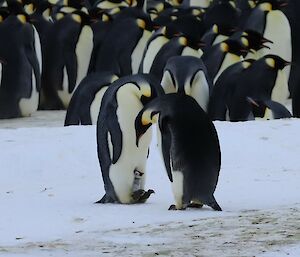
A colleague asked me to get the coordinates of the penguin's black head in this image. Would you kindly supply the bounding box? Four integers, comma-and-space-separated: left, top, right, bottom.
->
135, 109, 159, 147
257, 0, 288, 11
0, 8, 10, 22
242, 30, 273, 51
221, 39, 249, 57
71, 10, 94, 25
263, 55, 291, 70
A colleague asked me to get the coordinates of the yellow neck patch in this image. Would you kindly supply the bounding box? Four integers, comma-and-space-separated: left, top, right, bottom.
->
265, 58, 275, 68
137, 19, 146, 29
17, 14, 27, 24
259, 3, 272, 11
220, 42, 229, 52
71, 14, 82, 23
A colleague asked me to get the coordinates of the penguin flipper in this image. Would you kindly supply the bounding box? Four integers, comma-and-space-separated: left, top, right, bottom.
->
65, 52, 78, 93
25, 44, 41, 92
206, 196, 222, 211
159, 117, 173, 182
107, 112, 123, 164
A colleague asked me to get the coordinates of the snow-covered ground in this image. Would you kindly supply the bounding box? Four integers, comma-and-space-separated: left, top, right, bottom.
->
0, 112, 300, 257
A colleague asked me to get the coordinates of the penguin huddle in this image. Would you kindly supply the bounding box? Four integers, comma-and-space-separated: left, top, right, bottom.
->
2, 0, 300, 210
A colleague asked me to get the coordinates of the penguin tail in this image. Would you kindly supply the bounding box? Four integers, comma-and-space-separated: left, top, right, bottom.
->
207, 197, 222, 211
94, 194, 115, 204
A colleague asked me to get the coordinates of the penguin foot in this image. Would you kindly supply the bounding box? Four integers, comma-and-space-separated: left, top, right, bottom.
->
168, 204, 187, 210
187, 202, 203, 209
132, 189, 155, 203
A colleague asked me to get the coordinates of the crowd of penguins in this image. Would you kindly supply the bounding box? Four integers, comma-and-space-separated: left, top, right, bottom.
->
1, 0, 300, 210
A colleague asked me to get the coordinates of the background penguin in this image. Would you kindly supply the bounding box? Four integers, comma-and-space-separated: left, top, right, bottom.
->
161, 55, 212, 111
201, 38, 248, 83
93, 10, 153, 76
135, 93, 222, 211
64, 71, 118, 126
243, 0, 292, 85
149, 34, 203, 81
0, 12, 41, 118
96, 73, 164, 204
208, 59, 254, 121
40, 10, 94, 110
246, 97, 292, 120
224, 55, 290, 121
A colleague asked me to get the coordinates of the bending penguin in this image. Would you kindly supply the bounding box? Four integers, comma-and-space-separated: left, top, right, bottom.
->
135, 93, 222, 211
161, 56, 212, 111
96, 74, 164, 204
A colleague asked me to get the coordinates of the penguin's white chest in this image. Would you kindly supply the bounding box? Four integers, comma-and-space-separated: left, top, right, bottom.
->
184, 70, 210, 111
108, 85, 152, 203
18, 68, 39, 117
76, 26, 94, 85
271, 70, 289, 105
214, 53, 241, 83
90, 86, 109, 124
260, 10, 292, 78
142, 36, 169, 73
131, 30, 152, 74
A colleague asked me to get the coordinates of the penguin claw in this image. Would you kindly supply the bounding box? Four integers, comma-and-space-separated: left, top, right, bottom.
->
132, 189, 155, 203
168, 204, 177, 210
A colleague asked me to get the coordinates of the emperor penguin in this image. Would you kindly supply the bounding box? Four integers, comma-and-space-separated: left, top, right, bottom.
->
65, 72, 118, 126
135, 93, 222, 211
96, 74, 164, 204
246, 97, 292, 120
0, 12, 41, 118
225, 55, 291, 121
40, 10, 93, 109
94, 14, 153, 76
201, 38, 248, 83
148, 32, 204, 81
244, 0, 292, 83
161, 56, 212, 111
208, 59, 254, 121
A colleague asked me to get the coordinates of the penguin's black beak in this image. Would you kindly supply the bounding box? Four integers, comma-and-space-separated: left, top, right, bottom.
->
261, 37, 273, 44
279, 1, 288, 8
283, 60, 291, 67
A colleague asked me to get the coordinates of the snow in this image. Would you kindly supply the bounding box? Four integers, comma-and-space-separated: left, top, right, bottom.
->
0, 111, 300, 256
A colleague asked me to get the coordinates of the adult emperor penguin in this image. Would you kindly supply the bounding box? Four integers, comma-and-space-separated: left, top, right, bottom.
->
161, 56, 212, 111
94, 12, 153, 76
201, 38, 248, 83
65, 71, 118, 125
40, 10, 93, 109
96, 74, 164, 204
225, 55, 291, 121
247, 97, 292, 120
244, 0, 292, 84
135, 93, 222, 211
0, 12, 41, 118
208, 59, 254, 121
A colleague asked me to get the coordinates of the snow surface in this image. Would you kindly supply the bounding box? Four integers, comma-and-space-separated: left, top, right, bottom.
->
0, 111, 300, 256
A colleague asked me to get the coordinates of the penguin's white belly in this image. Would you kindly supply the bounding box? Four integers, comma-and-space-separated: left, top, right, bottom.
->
190, 0, 210, 8
109, 85, 152, 203
19, 70, 39, 117
213, 35, 229, 46
90, 86, 108, 124
57, 67, 72, 109
142, 36, 169, 73
33, 26, 42, 73
181, 47, 203, 58
185, 70, 210, 111
76, 26, 93, 85
131, 30, 152, 74
214, 53, 241, 83
171, 170, 184, 209
261, 10, 292, 79
271, 70, 289, 105
161, 70, 178, 93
